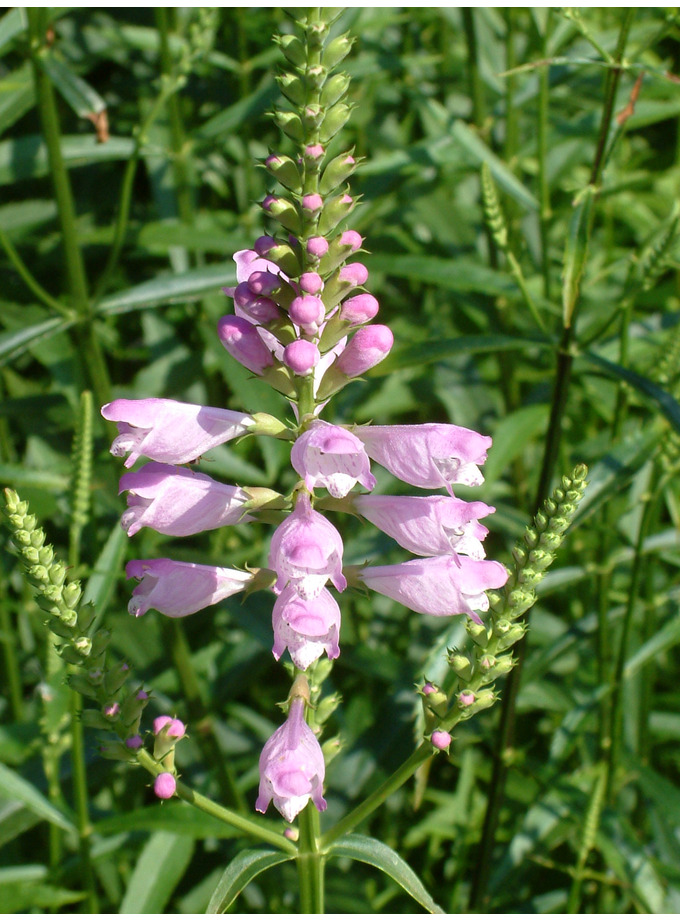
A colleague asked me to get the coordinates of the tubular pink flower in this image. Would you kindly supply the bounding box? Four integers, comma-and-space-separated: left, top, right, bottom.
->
339, 293, 379, 325
217, 315, 275, 375
359, 555, 508, 624
283, 340, 320, 376
354, 494, 493, 558
334, 324, 393, 377
269, 493, 347, 599
272, 586, 341, 670
355, 423, 492, 493
119, 462, 252, 537
291, 420, 376, 498
154, 772, 177, 799
101, 398, 255, 468
255, 697, 327, 822
125, 558, 253, 618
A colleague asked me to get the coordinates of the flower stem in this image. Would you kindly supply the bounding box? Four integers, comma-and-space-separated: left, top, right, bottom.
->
70, 687, 99, 912
321, 743, 432, 848
537, 12, 553, 301
298, 802, 324, 913
0, 225, 74, 318
135, 748, 297, 854
0, 598, 24, 722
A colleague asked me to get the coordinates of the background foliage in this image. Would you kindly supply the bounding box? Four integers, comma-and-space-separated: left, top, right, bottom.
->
2, 6, 680, 913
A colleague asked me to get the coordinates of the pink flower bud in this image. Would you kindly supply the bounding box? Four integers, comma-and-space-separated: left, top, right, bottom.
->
305, 144, 325, 160
459, 691, 476, 707
339, 262, 368, 286
289, 295, 325, 334
248, 270, 280, 296
341, 193, 352, 204
153, 715, 185, 738
302, 193, 323, 213
104, 702, 120, 719
339, 293, 379, 325
340, 230, 362, 252
307, 237, 329, 258
218, 315, 275, 375
262, 195, 278, 212
153, 715, 172, 734
154, 772, 177, 799
283, 340, 320, 376
254, 235, 277, 256
423, 682, 438, 696
299, 272, 324, 294
334, 325, 393, 377
136, 689, 148, 700
125, 734, 143, 749
431, 730, 452, 751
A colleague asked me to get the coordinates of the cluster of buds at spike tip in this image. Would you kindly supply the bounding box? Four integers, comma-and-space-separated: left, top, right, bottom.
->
2, 488, 151, 754
420, 465, 588, 737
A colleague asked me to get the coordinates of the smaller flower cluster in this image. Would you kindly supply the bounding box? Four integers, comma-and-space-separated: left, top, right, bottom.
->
419, 464, 588, 748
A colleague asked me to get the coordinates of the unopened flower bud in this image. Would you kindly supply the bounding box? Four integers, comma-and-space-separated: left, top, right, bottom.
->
421, 683, 448, 718
448, 652, 474, 682
339, 293, 379, 325
321, 72, 351, 108
304, 143, 325, 161
302, 104, 324, 131
322, 34, 353, 69
154, 772, 177, 799
300, 272, 324, 294
431, 730, 452, 751
458, 690, 476, 707
319, 102, 352, 144
218, 316, 275, 375
307, 237, 329, 259
231, 284, 280, 324
334, 325, 393, 377
254, 235, 276, 256
317, 192, 355, 236
73, 635, 92, 657
284, 827, 299, 841
466, 619, 488, 646
125, 734, 143, 750
49, 562, 66, 587
283, 340, 320, 376
62, 582, 82, 608
103, 701, 120, 720
302, 193, 323, 214
289, 295, 325, 334
265, 153, 302, 192
278, 34, 306, 67
277, 72, 305, 105
307, 19, 329, 48
262, 195, 301, 234
320, 152, 357, 195
248, 270, 281, 297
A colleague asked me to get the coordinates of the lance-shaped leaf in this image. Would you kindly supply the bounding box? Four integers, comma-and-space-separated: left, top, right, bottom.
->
207, 848, 295, 914
39, 52, 106, 120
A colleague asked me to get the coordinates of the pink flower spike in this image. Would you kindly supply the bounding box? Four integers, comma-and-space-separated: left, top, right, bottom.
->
339, 293, 379, 325
269, 493, 346, 599
101, 398, 255, 468
283, 340, 320, 376
125, 558, 253, 618
218, 315, 275, 375
334, 325, 393, 377
353, 494, 493, 558
339, 262, 368, 286
272, 586, 341, 670
360, 555, 508, 623
307, 237, 329, 258
291, 420, 376, 498
355, 423, 493, 493
255, 697, 327, 822
154, 772, 176, 799
299, 272, 324, 294
340, 230, 362, 252
302, 193, 323, 213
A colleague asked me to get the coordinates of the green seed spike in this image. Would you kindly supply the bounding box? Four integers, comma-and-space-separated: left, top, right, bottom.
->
480, 162, 508, 251
635, 207, 680, 293
69, 390, 94, 571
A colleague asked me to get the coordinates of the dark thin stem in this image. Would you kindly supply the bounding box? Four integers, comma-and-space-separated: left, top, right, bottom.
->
537, 11, 552, 301
166, 619, 247, 811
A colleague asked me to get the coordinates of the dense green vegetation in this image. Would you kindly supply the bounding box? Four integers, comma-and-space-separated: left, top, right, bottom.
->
1, 6, 680, 913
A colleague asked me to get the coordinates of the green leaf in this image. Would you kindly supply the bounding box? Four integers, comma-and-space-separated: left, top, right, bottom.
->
39, 52, 106, 118
0, 463, 69, 491
0, 316, 75, 366
0, 134, 135, 185
206, 848, 294, 914
196, 74, 278, 139
0, 8, 26, 55
96, 263, 237, 316
624, 611, 680, 679
562, 185, 595, 326
373, 333, 548, 376
0, 63, 35, 136
82, 519, 128, 617
450, 120, 539, 212
483, 404, 548, 484
0, 763, 75, 833
362, 253, 516, 296
579, 350, 680, 436
95, 802, 241, 839
119, 831, 194, 913
328, 834, 444, 913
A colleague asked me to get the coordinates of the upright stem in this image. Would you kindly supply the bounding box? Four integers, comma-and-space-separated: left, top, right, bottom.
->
70, 688, 98, 912
298, 803, 324, 913
0, 600, 24, 722
462, 9, 486, 133
26, 9, 110, 409
537, 12, 552, 301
